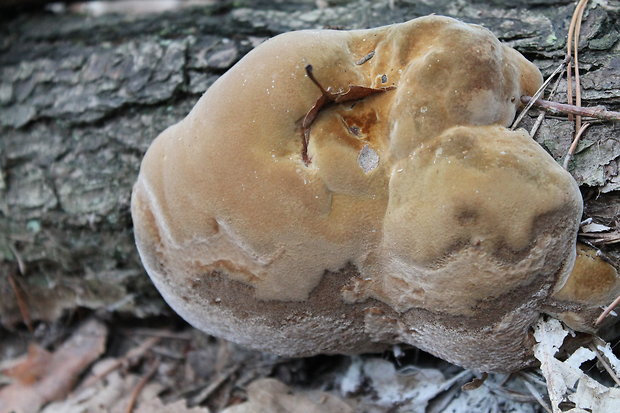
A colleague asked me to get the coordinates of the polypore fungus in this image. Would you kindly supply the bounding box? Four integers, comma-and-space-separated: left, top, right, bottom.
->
131, 16, 620, 372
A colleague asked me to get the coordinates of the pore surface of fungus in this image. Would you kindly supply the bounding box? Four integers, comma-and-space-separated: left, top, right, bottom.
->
131, 16, 616, 372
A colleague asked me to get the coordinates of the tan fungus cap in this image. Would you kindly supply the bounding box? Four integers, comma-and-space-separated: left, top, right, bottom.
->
131, 16, 615, 372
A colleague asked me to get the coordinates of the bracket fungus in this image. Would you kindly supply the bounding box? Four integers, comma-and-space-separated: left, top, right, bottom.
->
131, 16, 620, 372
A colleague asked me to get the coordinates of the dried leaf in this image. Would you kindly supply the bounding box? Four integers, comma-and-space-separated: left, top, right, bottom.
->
135, 398, 210, 413
461, 372, 488, 391
533, 317, 620, 413
221, 378, 353, 413
300, 64, 394, 164
579, 227, 620, 244
533, 318, 584, 413
596, 343, 620, 377
568, 374, 620, 412
340, 358, 536, 413
340, 357, 447, 411
0, 319, 108, 413
41, 358, 162, 413
333, 84, 393, 103
580, 222, 612, 233
1, 344, 51, 385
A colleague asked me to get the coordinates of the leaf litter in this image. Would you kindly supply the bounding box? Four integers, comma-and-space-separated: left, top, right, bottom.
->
533, 317, 620, 413
0, 319, 107, 413
1, 312, 620, 413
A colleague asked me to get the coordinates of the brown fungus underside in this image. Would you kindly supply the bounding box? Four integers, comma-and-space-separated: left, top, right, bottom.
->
131, 16, 620, 372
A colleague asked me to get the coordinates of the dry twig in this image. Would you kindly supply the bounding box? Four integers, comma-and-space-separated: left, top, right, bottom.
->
189, 365, 240, 406
121, 328, 192, 341
7, 266, 33, 333
124, 358, 160, 413
520, 96, 620, 121
79, 336, 161, 390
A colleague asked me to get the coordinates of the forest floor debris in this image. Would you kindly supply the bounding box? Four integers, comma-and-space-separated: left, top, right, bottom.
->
1, 315, 619, 412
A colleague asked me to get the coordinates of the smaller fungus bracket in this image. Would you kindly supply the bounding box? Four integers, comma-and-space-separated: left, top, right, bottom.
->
300, 64, 395, 165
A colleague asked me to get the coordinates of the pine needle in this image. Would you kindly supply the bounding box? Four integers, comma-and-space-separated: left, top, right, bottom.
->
595, 294, 620, 326
589, 343, 620, 387
563, 122, 591, 169
511, 59, 567, 131
573, 0, 588, 132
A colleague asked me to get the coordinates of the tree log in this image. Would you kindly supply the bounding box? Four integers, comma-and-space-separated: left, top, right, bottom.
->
1, 0, 619, 326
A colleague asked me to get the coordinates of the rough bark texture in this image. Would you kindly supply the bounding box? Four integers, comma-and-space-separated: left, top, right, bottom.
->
1, 0, 619, 326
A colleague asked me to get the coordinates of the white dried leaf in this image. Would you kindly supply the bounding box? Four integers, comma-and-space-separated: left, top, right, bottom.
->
533, 317, 620, 413
581, 222, 612, 233
533, 317, 569, 353
438, 374, 540, 413
339, 357, 451, 412
363, 358, 444, 408
533, 317, 575, 413
339, 357, 363, 395
569, 374, 620, 412
564, 347, 595, 370
597, 343, 620, 377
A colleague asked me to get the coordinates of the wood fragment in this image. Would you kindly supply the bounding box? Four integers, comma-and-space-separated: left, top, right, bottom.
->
579, 230, 620, 245
355, 50, 375, 65
461, 372, 488, 390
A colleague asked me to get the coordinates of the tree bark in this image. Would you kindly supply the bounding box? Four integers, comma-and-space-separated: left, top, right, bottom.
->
1, 0, 619, 326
